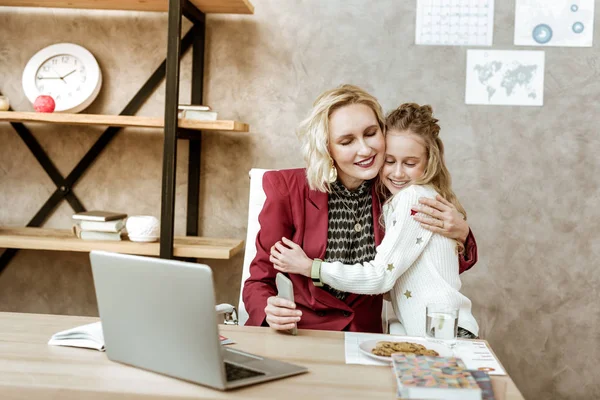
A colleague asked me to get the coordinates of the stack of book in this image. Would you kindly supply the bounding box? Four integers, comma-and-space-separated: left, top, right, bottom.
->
391, 353, 496, 400
72, 211, 127, 241
177, 104, 218, 121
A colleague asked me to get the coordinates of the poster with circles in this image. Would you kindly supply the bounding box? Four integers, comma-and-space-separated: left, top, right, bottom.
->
514, 0, 594, 47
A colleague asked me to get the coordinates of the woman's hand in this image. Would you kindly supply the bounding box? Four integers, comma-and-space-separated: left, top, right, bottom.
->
411, 195, 469, 243
269, 237, 313, 277
264, 296, 302, 331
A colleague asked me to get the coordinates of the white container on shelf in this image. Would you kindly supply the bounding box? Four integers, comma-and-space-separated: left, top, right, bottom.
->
126, 216, 160, 242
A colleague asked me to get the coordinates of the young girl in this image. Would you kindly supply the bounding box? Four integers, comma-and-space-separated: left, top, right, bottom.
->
269, 103, 479, 338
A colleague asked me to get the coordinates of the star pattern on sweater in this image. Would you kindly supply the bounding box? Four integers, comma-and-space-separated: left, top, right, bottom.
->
393, 220, 397, 226
416, 237, 423, 245
410, 209, 417, 216
403, 290, 412, 299
387, 263, 394, 272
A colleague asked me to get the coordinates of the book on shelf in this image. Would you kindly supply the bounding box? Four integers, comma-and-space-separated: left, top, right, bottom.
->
178, 110, 218, 121
72, 225, 122, 241
76, 219, 125, 233
391, 353, 482, 400
178, 104, 211, 111
72, 211, 127, 222
48, 322, 235, 352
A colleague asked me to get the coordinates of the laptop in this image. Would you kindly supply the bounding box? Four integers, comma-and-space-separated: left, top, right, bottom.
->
89, 250, 308, 390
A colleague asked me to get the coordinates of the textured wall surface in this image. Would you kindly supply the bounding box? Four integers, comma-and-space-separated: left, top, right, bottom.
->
1, 1, 599, 399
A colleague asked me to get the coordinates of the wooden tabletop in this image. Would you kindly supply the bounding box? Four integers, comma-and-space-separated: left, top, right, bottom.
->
0, 312, 524, 399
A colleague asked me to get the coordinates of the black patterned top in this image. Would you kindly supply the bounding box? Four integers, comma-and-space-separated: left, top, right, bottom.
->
323, 179, 377, 300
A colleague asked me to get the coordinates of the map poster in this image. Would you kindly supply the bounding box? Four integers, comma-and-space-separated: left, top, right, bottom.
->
465, 50, 545, 106
514, 0, 594, 47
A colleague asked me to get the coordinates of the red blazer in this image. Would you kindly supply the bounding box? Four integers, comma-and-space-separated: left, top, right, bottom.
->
242, 169, 478, 333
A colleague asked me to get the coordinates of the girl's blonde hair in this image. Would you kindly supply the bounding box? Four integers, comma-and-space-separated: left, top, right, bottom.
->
296, 84, 385, 192
379, 103, 466, 252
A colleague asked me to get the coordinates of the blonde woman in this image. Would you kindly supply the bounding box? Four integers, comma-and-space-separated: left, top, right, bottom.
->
243, 89, 478, 333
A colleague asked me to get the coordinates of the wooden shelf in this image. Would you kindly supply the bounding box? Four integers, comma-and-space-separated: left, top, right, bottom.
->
0, 0, 254, 13
0, 227, 244, 259
0, 112, 249, 133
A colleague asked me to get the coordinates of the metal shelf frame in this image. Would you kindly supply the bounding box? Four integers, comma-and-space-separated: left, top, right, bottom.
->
0, 1, 209, 273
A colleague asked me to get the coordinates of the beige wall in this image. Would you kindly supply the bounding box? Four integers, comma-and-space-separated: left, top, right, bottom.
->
1, 1, 599, 399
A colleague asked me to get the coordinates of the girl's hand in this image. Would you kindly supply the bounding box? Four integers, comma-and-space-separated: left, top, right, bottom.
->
412, 195, 469, 243
269, 237, 313, 277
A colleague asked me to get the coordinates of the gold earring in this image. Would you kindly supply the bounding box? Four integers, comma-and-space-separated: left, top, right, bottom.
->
328, 158, 337, 183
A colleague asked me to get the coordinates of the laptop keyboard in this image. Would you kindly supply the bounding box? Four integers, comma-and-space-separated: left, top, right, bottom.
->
224, 362, 266, 382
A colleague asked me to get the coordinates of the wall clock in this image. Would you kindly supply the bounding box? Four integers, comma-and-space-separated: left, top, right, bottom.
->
22, 43, 102, 113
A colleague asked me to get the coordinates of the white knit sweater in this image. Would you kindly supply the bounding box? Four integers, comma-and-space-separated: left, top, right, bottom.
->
320, 184, 479, 337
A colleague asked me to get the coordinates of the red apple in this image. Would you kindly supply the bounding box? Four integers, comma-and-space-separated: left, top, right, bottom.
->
33, 95, 56, 113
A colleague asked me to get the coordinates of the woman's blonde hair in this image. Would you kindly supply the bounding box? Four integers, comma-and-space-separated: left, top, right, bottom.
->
379, 103, 466, 252
296, 84, 385, 192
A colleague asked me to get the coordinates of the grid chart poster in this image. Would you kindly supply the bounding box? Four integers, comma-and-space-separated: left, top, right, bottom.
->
465, 50, 545, 106
514, 0, 594, 47
415, 0, 495, 46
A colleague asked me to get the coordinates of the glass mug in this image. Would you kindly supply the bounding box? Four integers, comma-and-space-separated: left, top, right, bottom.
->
425, 303, 459, 348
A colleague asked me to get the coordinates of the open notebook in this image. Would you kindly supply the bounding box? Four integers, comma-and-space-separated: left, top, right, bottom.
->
48, 321, 105, 351
48, 322, 235, 352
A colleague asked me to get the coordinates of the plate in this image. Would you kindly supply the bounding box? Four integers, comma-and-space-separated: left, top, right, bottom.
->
358, 338, 453, 363
128, 235, 159, 242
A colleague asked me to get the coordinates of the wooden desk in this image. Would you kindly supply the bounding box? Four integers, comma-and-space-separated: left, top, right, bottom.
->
0, 312, 524, 399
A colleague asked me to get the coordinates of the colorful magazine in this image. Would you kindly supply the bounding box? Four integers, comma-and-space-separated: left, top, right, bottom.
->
391, 353, 482, 400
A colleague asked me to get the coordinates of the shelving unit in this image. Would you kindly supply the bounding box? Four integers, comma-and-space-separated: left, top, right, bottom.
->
0, 228, 244, 259
0, 0, 254, 271
0, 112, 249, 133
0, 0, 254, 13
